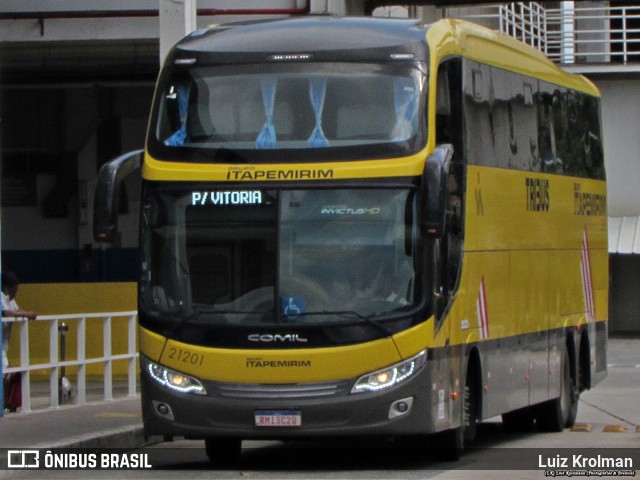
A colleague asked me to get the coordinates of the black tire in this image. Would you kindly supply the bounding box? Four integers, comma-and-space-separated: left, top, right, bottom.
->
535, 349, 573, 432
204, 438, 242, 466
502, 406, 535, 432
436, 425, 464, 462
565, 359, 580, 428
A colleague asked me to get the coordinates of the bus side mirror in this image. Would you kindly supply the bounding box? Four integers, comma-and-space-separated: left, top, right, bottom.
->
93, 149, 143, 243
419, 144, 453, 239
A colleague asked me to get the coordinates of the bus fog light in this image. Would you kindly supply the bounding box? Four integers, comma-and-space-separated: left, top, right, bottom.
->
389, 397, 414, 419
152, 400, 175, 420
143, 357, 207, 395
351, 350, 426, 394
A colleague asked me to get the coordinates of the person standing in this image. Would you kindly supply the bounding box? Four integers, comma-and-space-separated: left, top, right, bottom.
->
2, 271, 36, 412
2, 271, 36, 398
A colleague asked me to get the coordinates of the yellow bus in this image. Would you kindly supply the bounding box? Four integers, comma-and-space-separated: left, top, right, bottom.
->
94, 17, 607, 462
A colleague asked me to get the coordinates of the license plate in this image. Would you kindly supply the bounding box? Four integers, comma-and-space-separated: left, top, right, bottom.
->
255, 410, 302, 427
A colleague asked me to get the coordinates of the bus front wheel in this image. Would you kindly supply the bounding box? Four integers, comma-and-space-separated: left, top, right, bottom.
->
437, 367, 479, 461
437, 425, 464, 461
204, 437, 242, 466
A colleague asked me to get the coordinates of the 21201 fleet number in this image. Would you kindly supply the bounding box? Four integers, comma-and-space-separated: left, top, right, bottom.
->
167, 347, 204, 366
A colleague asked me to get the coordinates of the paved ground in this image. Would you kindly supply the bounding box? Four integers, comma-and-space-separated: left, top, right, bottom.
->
0, 390, 144, 450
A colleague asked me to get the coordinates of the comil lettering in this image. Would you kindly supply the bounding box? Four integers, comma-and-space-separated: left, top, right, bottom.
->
191, 190, 262, 206
248, 333, 308, 343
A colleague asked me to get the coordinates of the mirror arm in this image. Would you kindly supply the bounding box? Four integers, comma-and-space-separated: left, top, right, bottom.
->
93, 149, 143, 243
420, 144, 453, 239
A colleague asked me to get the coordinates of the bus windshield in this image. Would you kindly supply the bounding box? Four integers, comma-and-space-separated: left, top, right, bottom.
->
140, 188, 420, 326
151, 63, 426, 161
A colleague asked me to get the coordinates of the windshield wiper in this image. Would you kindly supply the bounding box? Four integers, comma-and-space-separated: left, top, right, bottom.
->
193, 308, 266, 315
168, 308, 267, 336
182, 308, 269, 321
284, 310, 394, 338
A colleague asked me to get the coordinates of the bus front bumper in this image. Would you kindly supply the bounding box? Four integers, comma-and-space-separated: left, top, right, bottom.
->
140, 365, 437, 440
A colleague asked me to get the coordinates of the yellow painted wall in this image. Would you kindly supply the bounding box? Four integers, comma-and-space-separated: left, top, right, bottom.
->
6, 282, 137, 379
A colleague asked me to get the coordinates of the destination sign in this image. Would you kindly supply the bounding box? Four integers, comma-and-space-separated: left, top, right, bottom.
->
191, 190, 263, 206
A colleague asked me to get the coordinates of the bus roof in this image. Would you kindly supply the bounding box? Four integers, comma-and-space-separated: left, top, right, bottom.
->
427, 18, 600, 96
170, 16, 429, 64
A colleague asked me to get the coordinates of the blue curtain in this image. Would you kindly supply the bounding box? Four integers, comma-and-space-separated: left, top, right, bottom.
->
307, 77, 329, 148
256, 78, 278, 149
164, 83, 191, 147
392, 78, 418, 141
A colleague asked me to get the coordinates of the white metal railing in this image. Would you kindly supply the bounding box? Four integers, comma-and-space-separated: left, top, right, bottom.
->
2, 311, 138, 413
546, 4, 640, 65
448, 2, 640, 66
498, 2, 547, 53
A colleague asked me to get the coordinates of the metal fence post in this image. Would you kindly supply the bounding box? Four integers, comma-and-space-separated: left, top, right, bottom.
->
77, 316, 86, 404
18, 319, 31, 412
58, 322, 72, 404
49, 319, 59, 409
103, 316, 113, 401
128, 314, 137, 396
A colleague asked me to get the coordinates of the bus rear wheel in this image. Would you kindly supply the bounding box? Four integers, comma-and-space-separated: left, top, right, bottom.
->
204, 438, 242, 466
535, 349, 577, 432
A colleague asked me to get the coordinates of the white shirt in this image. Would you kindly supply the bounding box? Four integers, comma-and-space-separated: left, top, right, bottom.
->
2, 291, 19, 368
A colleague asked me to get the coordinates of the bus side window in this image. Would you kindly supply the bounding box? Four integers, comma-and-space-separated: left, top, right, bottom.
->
581, 94, 604, 179
436, 60, 464, 159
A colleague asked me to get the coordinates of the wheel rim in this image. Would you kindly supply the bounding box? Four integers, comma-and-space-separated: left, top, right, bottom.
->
463, 382, 477, 443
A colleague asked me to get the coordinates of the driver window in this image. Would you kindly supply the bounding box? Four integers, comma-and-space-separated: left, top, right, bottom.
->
434, 59, 464, 319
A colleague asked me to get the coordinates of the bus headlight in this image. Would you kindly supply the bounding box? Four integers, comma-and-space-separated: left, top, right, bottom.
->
351, 350, 426, 394
144, 358, 207, 395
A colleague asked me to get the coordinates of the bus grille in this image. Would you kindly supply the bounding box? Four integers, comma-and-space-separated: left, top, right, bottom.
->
211, 380, 351, 399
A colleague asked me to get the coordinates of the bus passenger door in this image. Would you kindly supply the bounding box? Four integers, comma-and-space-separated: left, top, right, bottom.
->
428, 60, 467, 432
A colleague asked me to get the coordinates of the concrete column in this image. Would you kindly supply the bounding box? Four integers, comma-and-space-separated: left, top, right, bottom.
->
574, 1, 610, 63
343, 0, 365, 16
420, 5, 444, 24
159, 0, 197, 65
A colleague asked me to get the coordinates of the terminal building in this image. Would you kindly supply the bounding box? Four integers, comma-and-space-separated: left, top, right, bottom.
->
1, 1, 639, 334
